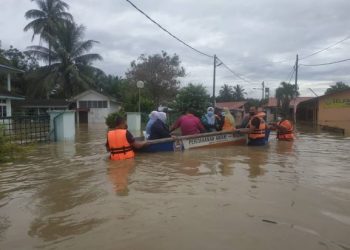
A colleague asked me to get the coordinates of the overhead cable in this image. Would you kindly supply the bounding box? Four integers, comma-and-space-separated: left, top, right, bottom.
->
124, 0, 213, 58
300, 35, 350, 60
264, 35, 350, 66
300, 58, 350, 67
287, 66, 295, 84
216, 57, 256, 85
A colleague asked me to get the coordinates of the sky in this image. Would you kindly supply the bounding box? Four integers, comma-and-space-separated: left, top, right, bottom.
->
1, 0, 350, 98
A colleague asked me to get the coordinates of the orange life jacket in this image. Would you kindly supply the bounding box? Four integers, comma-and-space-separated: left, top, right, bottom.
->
277, 120, 294, 141
247, 113, 267, 140
107, 129, 135, 160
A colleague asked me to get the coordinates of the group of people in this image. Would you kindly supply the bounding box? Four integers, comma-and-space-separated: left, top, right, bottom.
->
236, 106, 295, 146
169, 107, 236, 137
105, 106, 295, 160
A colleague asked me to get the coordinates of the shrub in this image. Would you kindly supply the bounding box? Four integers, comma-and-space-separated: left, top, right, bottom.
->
0, 126, 20, 163
105, 109, 126, 129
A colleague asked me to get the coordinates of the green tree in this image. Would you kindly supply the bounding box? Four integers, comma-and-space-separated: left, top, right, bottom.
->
24, 0, 73, 65
171, 83, 211, 117
232, 84, 246, 101
26, 21, 102, 99
126, 51, 185, 108
325, 82, 350, 95
275, 82, 299, 117
3, 46, 38, 71
217, 84, 234, 102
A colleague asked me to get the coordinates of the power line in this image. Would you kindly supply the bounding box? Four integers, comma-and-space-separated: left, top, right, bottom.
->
262, 35, 350, 66
300, 58, 350, 67
300, 35, 350, 60
287, 66, 295, 83
124, 0, 213, 58
216, 57, 257, 85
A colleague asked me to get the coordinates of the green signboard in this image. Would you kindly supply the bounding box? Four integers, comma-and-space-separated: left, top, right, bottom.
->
323, 98, 350, 108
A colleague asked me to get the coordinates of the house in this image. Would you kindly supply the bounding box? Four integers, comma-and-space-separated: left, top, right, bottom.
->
0, 64, 25, 119
215, 101, 247, 126
264, 97, 313, 122
71, 89, 121, 124
13, 99, 71, 116
296, 89, 350, 134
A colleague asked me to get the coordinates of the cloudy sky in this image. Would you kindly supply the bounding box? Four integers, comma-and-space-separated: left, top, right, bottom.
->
1, 0, 350, 98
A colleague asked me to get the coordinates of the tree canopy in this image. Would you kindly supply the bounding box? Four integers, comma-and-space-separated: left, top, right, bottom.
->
217, 84, 234, 102
126, 51, 185, 108
275, 82, 299, 117
233, 84, 246, 101
171, 83, 211, 117
26, 22, 102, 98
324, 82, 350, 95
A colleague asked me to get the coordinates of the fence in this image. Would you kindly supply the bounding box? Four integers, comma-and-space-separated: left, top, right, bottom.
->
0, 115, 50, 144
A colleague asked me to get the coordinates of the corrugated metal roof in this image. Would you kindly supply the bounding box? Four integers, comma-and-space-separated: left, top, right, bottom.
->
215, 101, 247, 110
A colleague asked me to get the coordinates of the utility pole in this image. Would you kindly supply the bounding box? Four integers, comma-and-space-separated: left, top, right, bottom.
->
294, 54, 299, 123
212, 54, 217, 107
294, 54, 299, 96
261, 81, 265, 100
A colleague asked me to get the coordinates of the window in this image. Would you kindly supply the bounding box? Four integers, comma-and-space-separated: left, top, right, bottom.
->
78, 100, 108, 109
79, 101, 87, 108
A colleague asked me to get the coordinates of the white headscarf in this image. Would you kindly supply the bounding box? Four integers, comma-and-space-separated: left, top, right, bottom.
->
157, 112, 167, 123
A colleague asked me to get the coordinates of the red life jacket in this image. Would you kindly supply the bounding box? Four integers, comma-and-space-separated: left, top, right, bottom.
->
277, 120, 294, 141
107, 129, 135, 160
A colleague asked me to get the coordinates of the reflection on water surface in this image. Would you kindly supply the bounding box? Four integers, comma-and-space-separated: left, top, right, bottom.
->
0, 124, 349, 250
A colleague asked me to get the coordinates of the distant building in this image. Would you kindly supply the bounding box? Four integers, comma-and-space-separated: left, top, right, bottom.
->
215, 101, 247, 126
0, 64, 25, 119
264, 97, 313, 122
71, 89, 121, 124
297, 89, 350, 134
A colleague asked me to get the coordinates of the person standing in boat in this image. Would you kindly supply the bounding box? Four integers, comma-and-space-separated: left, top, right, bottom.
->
106, 116, 147, 160
236, 107, 269, 146
170, 109, 205, 136
221, 108, 236, 131
149, 112, 171, 140
201, 107, 218, 132
271, 113, 295, 141
238, 106, 255, 128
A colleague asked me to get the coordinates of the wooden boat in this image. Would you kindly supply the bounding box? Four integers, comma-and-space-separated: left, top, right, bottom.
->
137, 131, 247, 153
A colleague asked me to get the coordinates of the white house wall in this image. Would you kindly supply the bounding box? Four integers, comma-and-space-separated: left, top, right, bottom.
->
76, 91, 120, 123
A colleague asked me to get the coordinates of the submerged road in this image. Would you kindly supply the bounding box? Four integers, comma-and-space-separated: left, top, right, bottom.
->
0, 124, 349, 250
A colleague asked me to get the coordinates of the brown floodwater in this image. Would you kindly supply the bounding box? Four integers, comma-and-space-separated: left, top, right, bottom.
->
1, 124, 350, 250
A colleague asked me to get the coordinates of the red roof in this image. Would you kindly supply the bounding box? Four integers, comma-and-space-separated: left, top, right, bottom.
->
216, 101, 247, 110
264, 97, 313, 108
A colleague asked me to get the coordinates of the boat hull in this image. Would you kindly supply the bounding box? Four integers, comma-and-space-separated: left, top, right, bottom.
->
138, 131, 246, 153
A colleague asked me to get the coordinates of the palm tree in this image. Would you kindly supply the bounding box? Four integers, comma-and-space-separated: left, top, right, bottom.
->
233, 84, 246, 101
275, 82, 299, 117
217, 84, 234, 102
27, 22, 103, 99
24, 0, 73, 65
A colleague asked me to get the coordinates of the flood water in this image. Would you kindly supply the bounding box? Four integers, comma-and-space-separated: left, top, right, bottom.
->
1, 124, 350, 250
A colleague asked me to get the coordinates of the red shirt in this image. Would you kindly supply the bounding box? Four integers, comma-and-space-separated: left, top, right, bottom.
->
172, 114, 205, 135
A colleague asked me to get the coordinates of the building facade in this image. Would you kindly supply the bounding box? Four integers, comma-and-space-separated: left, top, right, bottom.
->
297, 89, 350, 134
71, 89, 121, 124
0, 64, 25, 119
